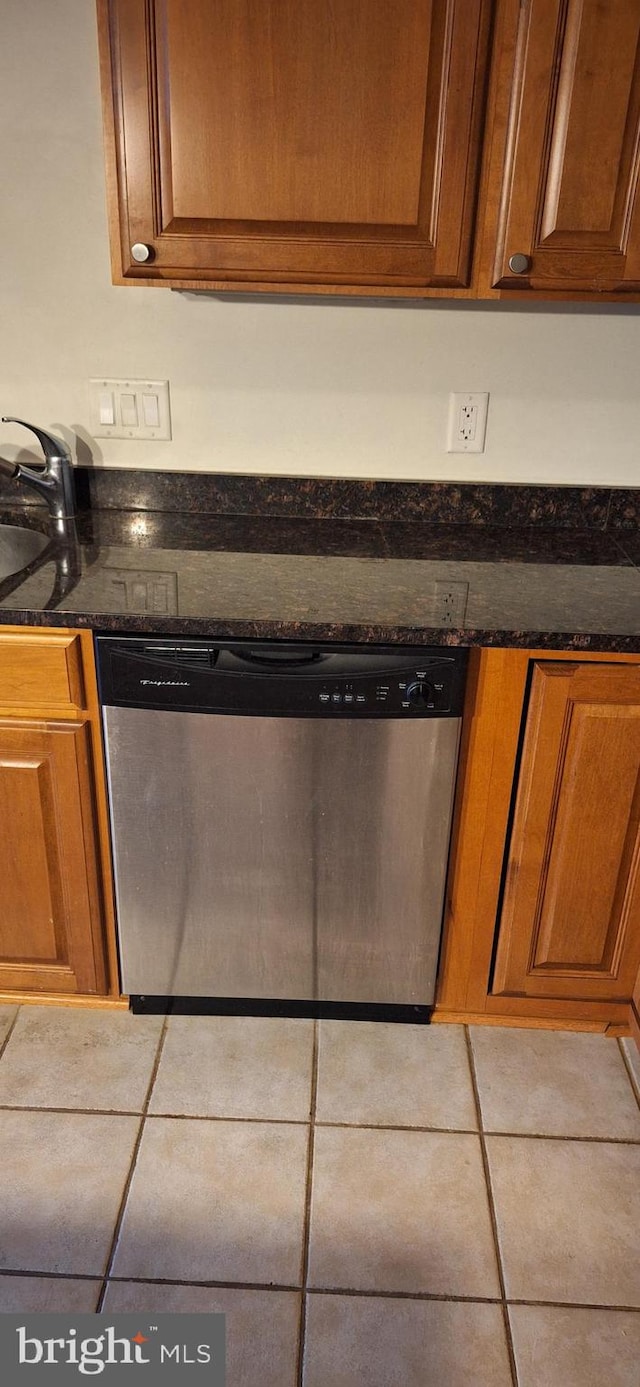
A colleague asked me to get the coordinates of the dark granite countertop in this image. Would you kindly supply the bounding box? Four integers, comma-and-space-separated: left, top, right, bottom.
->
1, 500, 640, 652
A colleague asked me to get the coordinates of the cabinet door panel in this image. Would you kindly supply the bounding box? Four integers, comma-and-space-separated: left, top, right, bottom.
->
0, 721, 106, 995
491, 0, 640, 291
101, 0, 490, 288
493, 662, 640, 1002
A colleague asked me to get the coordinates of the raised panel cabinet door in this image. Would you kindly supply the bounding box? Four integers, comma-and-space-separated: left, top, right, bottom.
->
489, 0, 640, 291
0, 720, 107, 995
98, 0, 491, 290
493, 662, 640, 1002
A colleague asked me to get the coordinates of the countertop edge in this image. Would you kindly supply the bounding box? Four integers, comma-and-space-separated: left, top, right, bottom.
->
2, 607, 640, 655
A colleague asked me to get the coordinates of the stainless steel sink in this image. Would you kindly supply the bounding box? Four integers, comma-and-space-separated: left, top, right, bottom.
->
0, 524, 49, 581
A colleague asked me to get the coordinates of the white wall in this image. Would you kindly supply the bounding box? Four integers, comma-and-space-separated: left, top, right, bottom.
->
1, 0, 639, 486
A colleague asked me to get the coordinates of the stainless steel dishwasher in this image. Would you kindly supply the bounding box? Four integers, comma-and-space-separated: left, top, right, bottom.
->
96, 638, 467, 1018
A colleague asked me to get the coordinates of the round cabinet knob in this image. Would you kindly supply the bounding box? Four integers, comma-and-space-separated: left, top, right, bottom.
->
131, 242, 153, 263
508, 252, 532, 275
406, 681, 433, 708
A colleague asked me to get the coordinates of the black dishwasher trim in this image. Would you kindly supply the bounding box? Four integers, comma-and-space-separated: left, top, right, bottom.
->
130, 994, 433, 1022
96, 635, 468, 718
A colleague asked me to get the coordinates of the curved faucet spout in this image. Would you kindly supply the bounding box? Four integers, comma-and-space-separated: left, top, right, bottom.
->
0, 418, 77, 521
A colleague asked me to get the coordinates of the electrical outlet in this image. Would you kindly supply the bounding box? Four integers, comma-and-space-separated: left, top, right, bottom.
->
447, 392, 489, 454
89, 379, 172, 440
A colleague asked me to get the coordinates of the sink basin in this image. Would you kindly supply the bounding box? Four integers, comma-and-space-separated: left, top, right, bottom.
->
0, 524, 49, 581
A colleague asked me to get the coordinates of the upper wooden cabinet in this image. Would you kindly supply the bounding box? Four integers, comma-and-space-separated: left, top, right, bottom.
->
493, 661, 640, 1004
481, 0, 640, 294
97, 0, 492, 293
97, 0, 640, 299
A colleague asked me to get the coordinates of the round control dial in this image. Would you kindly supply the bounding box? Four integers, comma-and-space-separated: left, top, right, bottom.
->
406, 680, 434, 708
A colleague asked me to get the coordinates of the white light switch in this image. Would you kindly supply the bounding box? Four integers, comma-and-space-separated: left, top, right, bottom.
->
142, 393, 160, 427
120, 393, 138, 427
99, 391, 115, 426
89, 379, 172, 440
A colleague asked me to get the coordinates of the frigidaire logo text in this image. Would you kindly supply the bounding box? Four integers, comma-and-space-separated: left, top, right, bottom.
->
16, 1326, 212, 1376
139, 678, 190, 686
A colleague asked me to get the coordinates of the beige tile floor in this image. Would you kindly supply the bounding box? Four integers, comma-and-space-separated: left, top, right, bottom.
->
0, 1004, 639, 1385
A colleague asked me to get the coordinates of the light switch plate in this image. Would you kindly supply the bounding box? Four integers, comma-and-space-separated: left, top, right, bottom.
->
89, 379, 172, 440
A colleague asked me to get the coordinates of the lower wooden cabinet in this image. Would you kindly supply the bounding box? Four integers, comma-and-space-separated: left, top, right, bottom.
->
1, 630, 639, 1032
493, 662, 640, 1005
0, 628, 118, 1000
438, 648, 640, 1032
0, 719, 107, 994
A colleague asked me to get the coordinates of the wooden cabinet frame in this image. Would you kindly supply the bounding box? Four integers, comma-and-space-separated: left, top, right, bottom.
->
435, 647, 640, 1032
0, 628, 122, 1007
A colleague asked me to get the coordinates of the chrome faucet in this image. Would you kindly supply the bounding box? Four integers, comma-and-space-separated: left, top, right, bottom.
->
0, 417, 77, 523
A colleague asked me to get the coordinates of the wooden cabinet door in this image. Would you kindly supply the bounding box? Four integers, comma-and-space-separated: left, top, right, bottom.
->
488, 0, 640, 292
0, 719, 107, 995
493, 662, 640, 1003
99, 0, 491, 292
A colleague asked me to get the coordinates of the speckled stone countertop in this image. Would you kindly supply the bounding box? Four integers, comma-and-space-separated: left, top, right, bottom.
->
1, 501, 640, 652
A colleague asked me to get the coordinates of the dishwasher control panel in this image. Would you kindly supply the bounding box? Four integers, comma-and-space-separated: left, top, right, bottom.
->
317, 668, 449, 712
96, 638, 468, 719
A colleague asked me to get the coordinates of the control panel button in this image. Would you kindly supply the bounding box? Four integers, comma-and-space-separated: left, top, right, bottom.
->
331, 693, 342, 704
343, 693, 354, 704
319, 692, 330, 703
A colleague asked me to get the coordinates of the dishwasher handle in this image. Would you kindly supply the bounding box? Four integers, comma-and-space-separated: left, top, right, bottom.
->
225, 649, 326, 669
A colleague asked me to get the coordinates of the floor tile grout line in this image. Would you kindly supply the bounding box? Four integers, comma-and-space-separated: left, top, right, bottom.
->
464, 1026, 520, 1387
617, 1037, 640, 1112
296, 1019, 319, 1387
314, 1122, 640, 1145
3, 1265, 640, 1314
304, 1287, 504, 1304
95, 1019, 170, 1313
0, 1104, 311, 1124
0, 1099, 638, 1144
504, 1297, 640, 1313
0, 1006, 21, 1065
304, 1287, 640, 1310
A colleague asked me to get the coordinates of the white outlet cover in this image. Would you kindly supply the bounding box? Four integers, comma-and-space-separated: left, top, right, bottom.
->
89, 379, 172, 440
446, 391, 489, 454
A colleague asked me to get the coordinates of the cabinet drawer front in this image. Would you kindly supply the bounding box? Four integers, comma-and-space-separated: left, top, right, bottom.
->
0, 632, 86, 713
493, 661, 640, 1002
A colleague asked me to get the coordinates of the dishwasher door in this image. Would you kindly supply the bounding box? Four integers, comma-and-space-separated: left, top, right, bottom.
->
103, 706, 460, 1005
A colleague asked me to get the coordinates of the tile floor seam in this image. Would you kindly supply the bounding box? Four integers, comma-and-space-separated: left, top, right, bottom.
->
471, 1130, 640, 1147
0, 1006, 20, 1064
0, 1269, 103, 1284
314, 1120, 479, 1136
0, 1105, 310, 1124
464, 1025, 520, 1387
296, 1018, 319, 1387
96, 1018, 170, 1313
6, 1099, 639, 1145
505, 1297, 640, 1314
6, 1268, 640, 1315
304, 1287, 504, 1304
107, 1276, 303, 1293
618, 1037, 640, 1111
